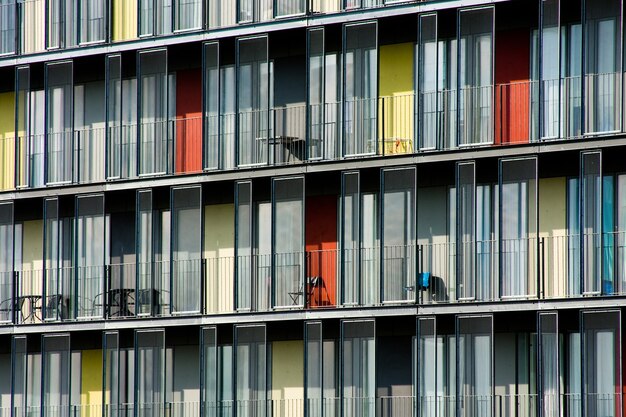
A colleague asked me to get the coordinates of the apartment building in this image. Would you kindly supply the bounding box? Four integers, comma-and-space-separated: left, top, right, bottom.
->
0, 0, 623, 417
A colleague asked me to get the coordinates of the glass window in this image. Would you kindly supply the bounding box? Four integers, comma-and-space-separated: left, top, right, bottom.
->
238, 0, 272, 23
0, 203, 13, 323
308, 28, 325, 160
139, 49, 170, 175
538, 313, 559, 417
0, 0, 15, 55
103, 331, 120, 417
499, 157, 538, 298
457, 315, 493, 417
584, 0, 621, 134
207, 0, 235, 29
76, 194, 105, 318
417, 317, 436, 417
47, 0, 77, 49
12, 336, 27, 417
344, 22, 377, 156
44, 198, 73, 321
236, 181, 252, 311
204, 42, 219, 170
273, 177, 304, 308
458, 7, 493, 146
136, 330, 165, 417
140, 0, 172, 36
581, 151, 602, 294
46, 61, 73, 185
237, 36, 269, 167
540, 0, 561, 139
306, 322, 323, 417
342, 172, 360, 305
235, 325, 267, 416
171, 186, 202, 313
80, 0, 106, 44
341, 320, 375, 417
201, 327, 217, 417
135, 190, 154, 316
74, 77, 106, 184
457, 162, 476, 300
276, 0, 305, 17
381, 167, 416, 303
106, 54, 123, 179
175, 0, 202, 31
418, 14, 438, 150
42, 334, 71, 417
581, 310, 621, 417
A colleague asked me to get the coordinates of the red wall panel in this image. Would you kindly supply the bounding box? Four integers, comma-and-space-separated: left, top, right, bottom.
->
495, 29, 531, 145
175, 68, 202, 173
305, 195, 338, 307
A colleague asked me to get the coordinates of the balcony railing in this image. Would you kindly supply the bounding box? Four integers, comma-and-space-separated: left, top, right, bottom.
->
11, 394, 617, 417
6, 231, 626, 324
3, 73, 625, 192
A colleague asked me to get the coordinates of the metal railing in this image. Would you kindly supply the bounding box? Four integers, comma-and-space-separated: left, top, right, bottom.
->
4, 73, 625, 192
8, 231, 626, 324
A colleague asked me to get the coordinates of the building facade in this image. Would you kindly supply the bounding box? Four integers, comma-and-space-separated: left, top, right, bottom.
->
0, 0, 623, 416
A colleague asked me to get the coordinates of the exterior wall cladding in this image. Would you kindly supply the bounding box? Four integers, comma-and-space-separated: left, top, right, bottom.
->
2, 0, 626, 417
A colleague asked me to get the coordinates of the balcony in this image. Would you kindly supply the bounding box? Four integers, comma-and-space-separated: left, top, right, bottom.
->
4, 230, 626, 325
2, 71, 625, 193
9, 393, 619, 417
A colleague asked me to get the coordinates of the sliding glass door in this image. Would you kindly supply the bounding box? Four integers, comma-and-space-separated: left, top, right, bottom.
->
343, 22, 377, 157
272, 177, 304, 308
499, 157, 538, 298
381, 167, 416, 303
42, 334, 71, 417
0, 203, 13, 323
342, 320, 375, 417
136, 329, 165, 417
458, 8, 493, 146
584, 0, 622, 134
46, 61, 73, 185
171, 185, 202, 314
457, 315, 493, 417
235, 325, 267, 417
75, 194, 105, 318
237, 36, 270, 167
538, 313, 559, 417
582, 310, 621, 417
44, 198, 73, 321
139, 49, 170, 176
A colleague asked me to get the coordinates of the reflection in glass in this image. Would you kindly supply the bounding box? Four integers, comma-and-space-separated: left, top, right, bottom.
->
46, 61, 73, 184
237, 37, 270, 166
42, 334, 71, 417
235, 325, 267, 417
582, 310, 621, 417
76, 194, 105, 318
344, 23, 377, 156
342, 320, 375, 417
273, 177, 304, 308
457, 315, 492, 417
500, 158, 537, 298
136, 330, 165, 417
382, 168, 415, 303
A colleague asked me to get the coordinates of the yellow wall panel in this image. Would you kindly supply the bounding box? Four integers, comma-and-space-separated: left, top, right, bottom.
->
204, 204, 234, 313
0, 92, 15, 190
378, 43, 414, 154
81, 349, 103, 417
539, 177, 566, 297
112, 0, 138, 41
271, 340, 304, 417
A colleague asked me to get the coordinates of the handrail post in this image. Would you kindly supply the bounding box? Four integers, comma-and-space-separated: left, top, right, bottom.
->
12, 270, 18, 324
